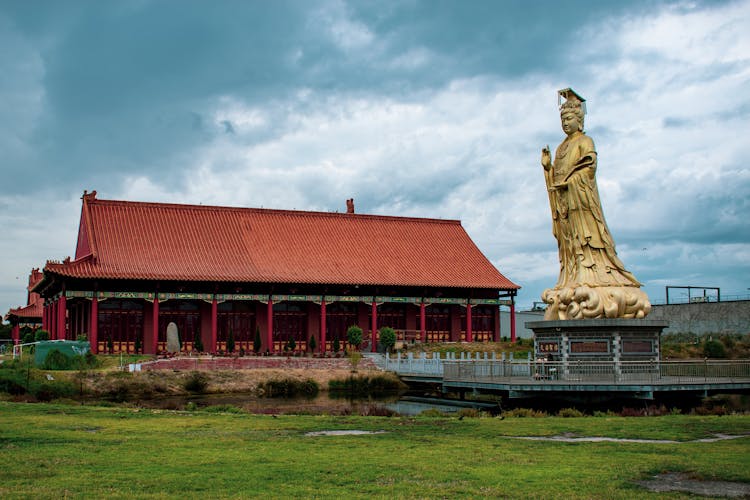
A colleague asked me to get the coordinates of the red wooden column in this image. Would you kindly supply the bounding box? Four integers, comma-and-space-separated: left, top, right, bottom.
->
320, 299, 327, 354
151, 298, 159, 354
509, 300, 517, 343
466, 304, 473, 342
419, 302, 426, 342
210, 297, 218, 354
57, 294, 67, 340
266, 298, 274, 353
50, 300, 57, 339
371, 300, 378, 352
42, 303, 47, 332
89, 295, 99, 354
11, 324, 19, 344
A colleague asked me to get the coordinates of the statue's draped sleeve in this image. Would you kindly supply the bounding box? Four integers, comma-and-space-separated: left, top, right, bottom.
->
565, 136, 610, 250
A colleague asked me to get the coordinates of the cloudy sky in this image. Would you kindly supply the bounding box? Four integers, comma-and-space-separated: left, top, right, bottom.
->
1, 0, 749, 316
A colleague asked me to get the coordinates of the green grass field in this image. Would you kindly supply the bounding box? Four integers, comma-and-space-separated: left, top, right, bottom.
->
1, 402, 748, 498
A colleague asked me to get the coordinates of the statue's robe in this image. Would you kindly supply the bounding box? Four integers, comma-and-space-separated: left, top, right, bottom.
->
545, 131, 640, 291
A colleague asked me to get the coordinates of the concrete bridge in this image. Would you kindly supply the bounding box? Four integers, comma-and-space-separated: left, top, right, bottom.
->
384, 353, 750, 401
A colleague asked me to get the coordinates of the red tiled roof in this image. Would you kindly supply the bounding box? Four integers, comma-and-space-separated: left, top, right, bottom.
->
44, 194, 519, 290
5, 300, 43, 321
5, 269, 45, 321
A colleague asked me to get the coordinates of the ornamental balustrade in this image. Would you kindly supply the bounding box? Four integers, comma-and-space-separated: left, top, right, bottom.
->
384, 351, 529, 377
385, 353, 750, 385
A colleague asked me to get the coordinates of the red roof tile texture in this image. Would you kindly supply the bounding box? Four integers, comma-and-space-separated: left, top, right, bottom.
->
46, 195, 519, 290
6, 301, 43, 320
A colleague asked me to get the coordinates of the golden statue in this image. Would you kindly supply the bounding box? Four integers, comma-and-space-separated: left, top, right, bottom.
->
541, 88, 650, 320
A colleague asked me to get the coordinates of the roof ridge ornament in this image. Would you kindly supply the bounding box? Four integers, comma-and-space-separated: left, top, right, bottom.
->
82, 190, 97, 201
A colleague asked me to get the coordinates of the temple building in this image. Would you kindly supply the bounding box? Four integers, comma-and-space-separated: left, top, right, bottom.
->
5, 268, 44, 343
32, 191, 520, 354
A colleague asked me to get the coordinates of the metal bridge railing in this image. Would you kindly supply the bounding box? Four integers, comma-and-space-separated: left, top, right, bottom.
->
385, 352, 750, 385
441, 360, 750, 385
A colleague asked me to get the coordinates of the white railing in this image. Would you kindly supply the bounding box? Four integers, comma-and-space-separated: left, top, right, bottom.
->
384, 351, 530, 377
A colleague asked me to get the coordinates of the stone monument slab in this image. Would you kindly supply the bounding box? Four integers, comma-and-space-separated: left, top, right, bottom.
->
166, 322, 180, 353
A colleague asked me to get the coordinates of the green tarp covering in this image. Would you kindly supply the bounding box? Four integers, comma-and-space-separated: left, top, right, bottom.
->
34, 341, 91, 367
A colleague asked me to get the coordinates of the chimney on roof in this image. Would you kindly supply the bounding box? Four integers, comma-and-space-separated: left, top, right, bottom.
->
346, 198, 355, 214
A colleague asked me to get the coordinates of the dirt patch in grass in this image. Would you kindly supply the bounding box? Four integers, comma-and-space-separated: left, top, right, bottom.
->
635, 472, 750, 498
508, 433, 750, 444
305, 430, 388, 436
82, 368, 370, 398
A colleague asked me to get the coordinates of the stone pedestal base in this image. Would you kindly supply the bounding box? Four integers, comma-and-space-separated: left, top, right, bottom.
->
526, 319, 669, 363
542, 285, 651, 320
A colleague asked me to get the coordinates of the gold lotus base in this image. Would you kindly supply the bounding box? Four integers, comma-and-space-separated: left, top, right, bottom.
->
542, 285, 651, 320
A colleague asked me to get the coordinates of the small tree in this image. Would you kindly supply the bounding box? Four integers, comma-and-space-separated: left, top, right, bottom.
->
288, 337, 296, 352
34, 329, 50, 342
253, 325, 262, 354
107, 336, 114, 354
22, 330, 34, 344
193, 327, 204, 353
346, 325, 363, 350
348, 350, 362, 373
226, 328, 235, 353
333, 335, 340, 354
379, 326, 396, 353
134, 334, 142, 354
309, 335, 317, 353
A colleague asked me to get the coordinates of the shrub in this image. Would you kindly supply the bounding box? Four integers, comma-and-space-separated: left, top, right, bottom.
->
287, 337, 296, 352
456, 408, 483, 418
83, 351, 100, 369
34, 329, 50, 342
202, 404, 244, 414
618, 405, 670, 417
41, 349, 74, 370
226, 329, 235, 353
557, 407, 584, 418
22, 331, 34, 344
501, 408, 548, 418
592, 410, 617, 417
77, 333, 88, 342
259, 378, 319, 398
309, 335, 317, 352
346, 325, 363, 348
184, 371, 208, 393
379, 327, 396, 352
703, 339, 727, 358
329, 374, 405, 396
419, 408, 448, 418
359, 404, 396, 417
0, 370, 27, 395
33, 381, 76, 402
333, 336, 341, 353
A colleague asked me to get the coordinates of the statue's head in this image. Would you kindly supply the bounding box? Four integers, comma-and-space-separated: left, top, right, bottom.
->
558, 88, 586, 134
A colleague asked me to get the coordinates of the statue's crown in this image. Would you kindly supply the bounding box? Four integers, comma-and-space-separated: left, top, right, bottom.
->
558, 88, 586, 115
